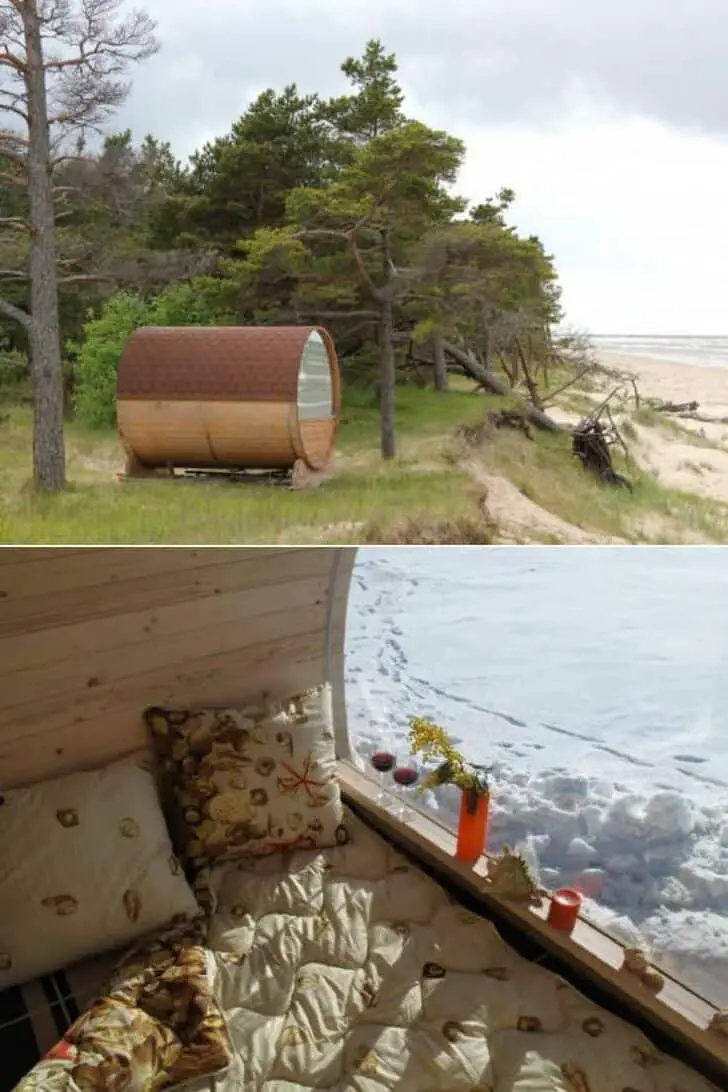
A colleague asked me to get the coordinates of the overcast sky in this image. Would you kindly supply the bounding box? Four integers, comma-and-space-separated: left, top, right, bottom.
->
117, 0, 728, 335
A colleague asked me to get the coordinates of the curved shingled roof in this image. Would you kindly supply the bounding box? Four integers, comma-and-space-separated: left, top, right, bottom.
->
117, 326, 334, 403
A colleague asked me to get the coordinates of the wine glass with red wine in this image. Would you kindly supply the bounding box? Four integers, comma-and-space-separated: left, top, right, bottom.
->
392, 755, 419, 821
370, 748, 396, 806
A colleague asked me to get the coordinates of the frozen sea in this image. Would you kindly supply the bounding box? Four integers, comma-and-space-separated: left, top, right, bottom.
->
345, 547, 728, 1006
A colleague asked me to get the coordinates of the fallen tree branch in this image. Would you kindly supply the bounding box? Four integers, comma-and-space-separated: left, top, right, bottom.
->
591, 384, 624, 421
605, 404, 632, 467
441, 338, 563, 433
595, 365, 641, 409
623, 374, 640, 410
495, 348, 516, 386
541, 364, 598, 407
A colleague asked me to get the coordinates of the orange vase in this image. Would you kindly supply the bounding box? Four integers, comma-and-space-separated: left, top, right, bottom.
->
455, 789, 489, 862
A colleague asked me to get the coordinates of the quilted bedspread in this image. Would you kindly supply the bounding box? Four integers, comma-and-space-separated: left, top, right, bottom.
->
203, 808, 720, 1092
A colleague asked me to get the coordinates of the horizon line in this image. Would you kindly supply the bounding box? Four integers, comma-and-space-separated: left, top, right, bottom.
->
561, 332, 728, 339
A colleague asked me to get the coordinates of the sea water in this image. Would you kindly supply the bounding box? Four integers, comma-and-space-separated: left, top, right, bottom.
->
345, 547, 728, 1005
590, 333, 728, 369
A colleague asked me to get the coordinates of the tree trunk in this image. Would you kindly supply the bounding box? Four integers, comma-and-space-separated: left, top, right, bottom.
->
510, 337, 521, 385
378, 297, 396, 459
482, 326, 492, 372
432, 336, 448, 392
376, 226, 396, 459
24, 2, 66, 492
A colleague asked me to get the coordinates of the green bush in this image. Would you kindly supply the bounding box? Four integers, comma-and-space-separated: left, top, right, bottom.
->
72, 291, 151, 428
72, 279, 231, 429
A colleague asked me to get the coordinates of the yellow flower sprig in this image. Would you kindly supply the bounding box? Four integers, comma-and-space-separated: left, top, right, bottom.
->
408, 716, 491, 799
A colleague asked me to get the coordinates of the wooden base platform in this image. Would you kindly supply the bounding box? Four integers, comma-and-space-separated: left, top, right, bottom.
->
117, 457, 335, 490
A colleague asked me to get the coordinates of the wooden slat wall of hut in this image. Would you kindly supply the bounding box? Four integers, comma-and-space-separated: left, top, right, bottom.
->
0, 547, 356, 789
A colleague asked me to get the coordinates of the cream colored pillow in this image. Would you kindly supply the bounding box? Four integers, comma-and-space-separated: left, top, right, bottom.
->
145, 683, 346, 869
0, 753, 200, 989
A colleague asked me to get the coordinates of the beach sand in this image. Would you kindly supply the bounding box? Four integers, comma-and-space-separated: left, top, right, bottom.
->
596, 351, 728, 504
597, 350, 728, 418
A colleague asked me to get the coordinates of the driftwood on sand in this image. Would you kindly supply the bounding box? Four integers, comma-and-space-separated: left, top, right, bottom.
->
645, 397, 728, 425
649, 399, 699, 414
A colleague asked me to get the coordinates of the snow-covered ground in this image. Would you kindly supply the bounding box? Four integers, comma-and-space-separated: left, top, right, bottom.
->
344, 547, 728, 1007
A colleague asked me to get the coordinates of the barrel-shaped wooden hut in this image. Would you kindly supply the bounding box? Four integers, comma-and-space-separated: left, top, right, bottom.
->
116, 325, 340, 478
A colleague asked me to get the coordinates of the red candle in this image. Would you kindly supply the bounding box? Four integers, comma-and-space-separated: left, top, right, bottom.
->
547, 887, 582, 933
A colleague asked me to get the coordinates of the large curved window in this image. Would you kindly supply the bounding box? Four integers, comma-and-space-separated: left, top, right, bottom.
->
297, 331, 333, 420
344, 546, 728, 1008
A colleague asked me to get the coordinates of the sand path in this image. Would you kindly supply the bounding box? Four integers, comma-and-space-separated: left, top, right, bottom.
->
464, 461, 624, 545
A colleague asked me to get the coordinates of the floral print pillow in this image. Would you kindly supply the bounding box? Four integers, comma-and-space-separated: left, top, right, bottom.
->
0, 754, 201, 991
144, 684, 346, 870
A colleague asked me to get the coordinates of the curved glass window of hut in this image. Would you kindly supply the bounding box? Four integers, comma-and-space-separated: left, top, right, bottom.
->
297, 332, 334, 419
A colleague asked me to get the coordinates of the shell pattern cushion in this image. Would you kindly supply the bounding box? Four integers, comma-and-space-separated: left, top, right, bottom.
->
144, 684, 346, 870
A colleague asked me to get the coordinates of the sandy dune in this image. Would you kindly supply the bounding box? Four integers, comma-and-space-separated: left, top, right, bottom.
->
596, 351, 728, 506
633, 423, 728, 503
465, 461, 624, 544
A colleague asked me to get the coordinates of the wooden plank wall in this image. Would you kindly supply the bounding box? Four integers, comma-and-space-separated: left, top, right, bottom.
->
0, 547, 356, 789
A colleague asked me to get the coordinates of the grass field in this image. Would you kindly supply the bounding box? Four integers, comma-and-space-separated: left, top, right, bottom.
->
0, 389, 489, 544
2, 383, 727, 544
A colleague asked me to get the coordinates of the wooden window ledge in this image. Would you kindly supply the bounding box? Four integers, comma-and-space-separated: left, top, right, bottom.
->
338, 760, 728, 1084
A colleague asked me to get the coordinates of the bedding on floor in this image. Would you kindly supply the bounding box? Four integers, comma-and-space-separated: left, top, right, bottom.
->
8, 915, 232, 1092
202, 808, 720, 1092
0, 951, 119, 1091
7, 808, 722, 1092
